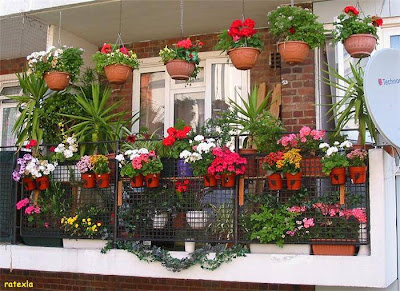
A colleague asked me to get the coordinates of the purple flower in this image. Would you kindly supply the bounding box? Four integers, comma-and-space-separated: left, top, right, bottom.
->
12, 170, 21, 181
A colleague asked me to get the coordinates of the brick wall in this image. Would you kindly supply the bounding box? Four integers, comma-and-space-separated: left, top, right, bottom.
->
0, 57, 26, 75
0, 269, 314, 291
107, 28, 314, 132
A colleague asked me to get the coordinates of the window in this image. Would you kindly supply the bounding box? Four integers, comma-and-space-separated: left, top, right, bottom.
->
0, 81, 20, 147
133, 52, 249, 136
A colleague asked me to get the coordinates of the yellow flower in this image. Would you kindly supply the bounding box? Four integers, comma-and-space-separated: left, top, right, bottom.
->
87, 218, 91, 222
61, 218, 65, 224
97, 223, 101, 227
75, 224, 79, 228
88, 222, 92, 226
82, 219, 86, 222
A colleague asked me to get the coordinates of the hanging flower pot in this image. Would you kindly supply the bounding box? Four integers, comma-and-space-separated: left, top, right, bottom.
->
36, 175, 50, 191
23, 177, 36, 191
81, 173, 96, 189
152, 212, 169, 229
343, 34, 377, 58
278, 41, 310, 64
43, 72, 70, 91
166, 60, 195, 80
266, 173, 283, 190
221, 173, 236, 188
96, 173, 110, 188
130, 174, 144, 188
330, 167, 346, 185
104, 64, 132, 85
285, 172, 302, 190
177, 159, 193, 177
227, 47, 261, 70
145, 173, 160, 188
349, 166, 367, 184
203, 174, 217, 187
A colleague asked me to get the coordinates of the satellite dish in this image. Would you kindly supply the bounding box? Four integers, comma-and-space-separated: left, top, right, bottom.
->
364, 48, 400, 148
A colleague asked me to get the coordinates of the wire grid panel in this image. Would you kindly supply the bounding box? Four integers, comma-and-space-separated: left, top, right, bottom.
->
118, 160, 235, 243
0, 151, 16, 242
21, 161, 115, 239
238, 154, 369, 245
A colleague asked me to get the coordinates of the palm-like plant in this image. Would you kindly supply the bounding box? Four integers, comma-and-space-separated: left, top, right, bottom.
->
60, 83, 139, 154
9, 73, 53, 150
323, 62, 377, 145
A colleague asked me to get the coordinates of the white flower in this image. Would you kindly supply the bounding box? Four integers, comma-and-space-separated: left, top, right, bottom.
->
190, 153, 202, 162
66, 136, 76, 145
138, 148, 149, 154
326, 146, 338, 156
194, 135, 204, 142
333, 141, 340, 146
47, 164, 55, 172
115, 154, 124, 162
206, 138, 215, 143
54, 144, 65, 153
340, 140, 353, 148
64, 150, 73, 159
319, 143, 329, 149
179, 150, 191, 159
189, 140, 193, 144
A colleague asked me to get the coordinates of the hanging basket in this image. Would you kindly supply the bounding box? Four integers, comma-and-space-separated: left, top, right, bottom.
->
166, 60, 195, 80
349, 166, 367, 184
130, 174, 144, 188
36, 175, 50, 191
330, 167, 346, 185
43, 71, 70, 91
227, 47, 261, 70
285, 172, 302, 190
145, 173, 160, 188
266, 173, 283, 190
278, 41, 310, 65
343, 34, 377, 58
96, 173, 110, 188
203, 174, 217, 187
104, 64, 132, 85
221, 173, 236, 188
23, 177, 36, 191
81, 173, 96, 189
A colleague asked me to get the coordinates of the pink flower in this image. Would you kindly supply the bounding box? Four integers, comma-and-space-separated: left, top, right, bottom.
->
120, 47, 129, 55
16, 198, 30, 210
299, 126, 311, 138
303, 218, 315, 228
25, 205, 40, 215
44, 222, 49, 228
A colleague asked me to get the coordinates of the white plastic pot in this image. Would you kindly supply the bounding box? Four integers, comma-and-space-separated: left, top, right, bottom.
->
152, 212, 168, 229
186, 211, 209, 229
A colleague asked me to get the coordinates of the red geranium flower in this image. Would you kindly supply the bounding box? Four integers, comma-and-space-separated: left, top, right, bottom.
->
49, 146, 55, 152
240, 27, 256, 38
228, 27, 242, 38
372, 16, 383, 27
344, 6, 359, 15
183, 126, 191, 134
29, 140, 37, 147
167, 127, 177, 136
176, 38, 193, 49
126, 135, 136, 143
101, 43, 112, 54
162, 135, 176, 147
120, 47, 129, 55
243, 19, 255, 29
175, 130, 188, 139
289, 27, 295, 34
231, 19, 243, 28
198, 41, 204, 47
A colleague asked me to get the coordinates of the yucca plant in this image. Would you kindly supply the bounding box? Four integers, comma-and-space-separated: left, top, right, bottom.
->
9, 73, 53, 151
60, 83, 139, 154
322, 62, 377, 146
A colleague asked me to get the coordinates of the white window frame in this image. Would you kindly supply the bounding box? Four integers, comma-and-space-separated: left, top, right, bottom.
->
0, 74, 20, 146
132, 51, 250, 136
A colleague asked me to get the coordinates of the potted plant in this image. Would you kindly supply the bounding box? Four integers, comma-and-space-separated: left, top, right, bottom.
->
90, 155, 111, 188
173, 179, 191, 229
159, 39, 203, 81
93, 43, 139, 84
263, 151, 284, 190
309, 202, 367, 255
278, 126, 326, 177
347, 149, 368, 184
276, 149, 302, 190
52, 136, 80, 182
208, 147, 247, 188
332, 6, 382, 58
249, 205, 311, 254
76, 155, 96, 189
26, 46, 84, 90
215, 19, 263, 70
117, 149, 150, 188
140, 151, 163, 188
179, 135, 217, 187
320, 141, 352, 185
185, 191, 210, 230
267, 6, 325, 64
12, 153, 57, 191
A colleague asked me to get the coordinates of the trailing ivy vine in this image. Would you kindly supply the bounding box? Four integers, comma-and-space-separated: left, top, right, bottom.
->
101, 241, 248, 272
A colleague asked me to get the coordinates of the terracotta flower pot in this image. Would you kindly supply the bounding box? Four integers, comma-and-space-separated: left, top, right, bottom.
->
221, 173, 236, 188
130, 174, 144, 188
227, 47, 261, 70
343, 34, 377, 58
266, 173, 283, 190
203, 174, 217, 187
81, 173, 96, 189
43, 71, 70, 91
145, 173, 160, 188
239, 148, 257, 176
349, 166, 367, 184
278, 41, 310, 64
312, 240, 356, 256
104, 64, 132, 85
23, 177, 36, 191
96, 173, 110, 188
330, 167, 346, 185
172, 212, 186, 229
301, 156, 324, 177
36, 175, 50, 191
166, 60, 195, 80
285, 172, 302, 190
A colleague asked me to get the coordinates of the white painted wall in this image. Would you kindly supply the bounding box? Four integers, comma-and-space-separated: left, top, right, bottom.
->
317, 280, 399, 291
0, 149, 397, 288
314, 0, 400, 24
47, 25, 97, 68
0, 0, 95, 17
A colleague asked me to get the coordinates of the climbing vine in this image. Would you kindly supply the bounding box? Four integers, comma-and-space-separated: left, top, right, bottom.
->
101, 241, 248, 272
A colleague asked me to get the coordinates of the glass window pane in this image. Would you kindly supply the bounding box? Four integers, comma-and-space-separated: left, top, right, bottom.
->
390, 35, 400, 49
211, 63, 243, 118
140, 72, 165, 136
2, 107, 18, 147
174, 92, 205, 133
0, 86, 21, 96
